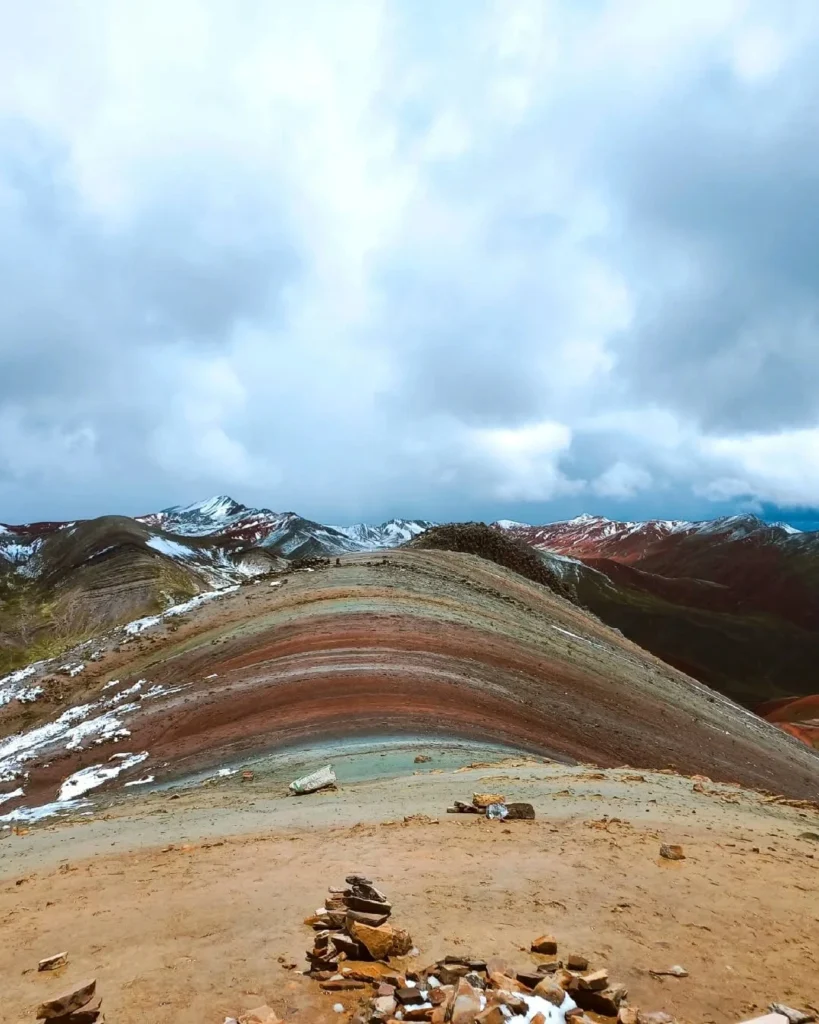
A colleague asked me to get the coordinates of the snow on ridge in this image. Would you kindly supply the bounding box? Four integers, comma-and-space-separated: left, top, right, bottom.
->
146, 536, 196, 559
123, 585, 239, 634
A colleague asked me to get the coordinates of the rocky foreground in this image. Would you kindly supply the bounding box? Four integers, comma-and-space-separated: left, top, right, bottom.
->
3, 760, 818, 1024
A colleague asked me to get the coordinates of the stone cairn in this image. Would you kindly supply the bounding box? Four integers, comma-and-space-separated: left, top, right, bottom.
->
303, 878, 670, 1024
305, 874, 413, 978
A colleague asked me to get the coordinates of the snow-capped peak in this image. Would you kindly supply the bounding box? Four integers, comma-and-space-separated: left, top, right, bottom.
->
495, 519, 531, 530
332, 518, 434, 549
170, 495, 243, 520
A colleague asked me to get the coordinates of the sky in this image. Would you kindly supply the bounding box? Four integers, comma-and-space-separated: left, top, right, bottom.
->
2, 0, 819, 528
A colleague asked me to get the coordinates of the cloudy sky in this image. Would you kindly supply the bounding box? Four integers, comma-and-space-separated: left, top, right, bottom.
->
2, 0, 819, 527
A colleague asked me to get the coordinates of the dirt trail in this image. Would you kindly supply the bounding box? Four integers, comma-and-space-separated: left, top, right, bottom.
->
2, 762, 818, 1024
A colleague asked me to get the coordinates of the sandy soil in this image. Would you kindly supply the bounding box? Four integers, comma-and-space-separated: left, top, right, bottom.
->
2, 761, 818, 1024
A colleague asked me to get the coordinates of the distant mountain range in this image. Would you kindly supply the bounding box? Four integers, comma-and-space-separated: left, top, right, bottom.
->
491, 513, 819, 742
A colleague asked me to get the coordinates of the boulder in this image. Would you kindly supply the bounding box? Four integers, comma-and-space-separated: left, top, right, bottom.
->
531, 935, 558, 954
505, 803, 536, 820
36, 980, 96, 1020
580, 969, 608, 991
288, 765, 337, 795
567, 954, 588, 971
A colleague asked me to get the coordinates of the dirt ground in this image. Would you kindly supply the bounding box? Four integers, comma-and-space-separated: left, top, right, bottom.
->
1, 761, 818, 1024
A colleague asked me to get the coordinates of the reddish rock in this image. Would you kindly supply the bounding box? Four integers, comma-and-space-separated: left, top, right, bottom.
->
345, 909, 390, 929
531, 935, 558, 954
350, 921, 410, 961
581, 969, 608, 991
537, 960, 561, 974
488, 971, 524, 992
472, 792, 506, 808
567, 953, 589, 971
476, 1008, 507, 1024
533, 979, 566, 1005
659, 844, 685, 861
451, 978, 483, 1024
395, 987, 426, 1005
575, 983, 628, 1016
516, 971, 544, 989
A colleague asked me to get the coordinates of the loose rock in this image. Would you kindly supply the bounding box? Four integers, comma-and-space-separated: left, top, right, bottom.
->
472, 793, 506, 808
238, 1006, 281, 1024
38, 952, 68, 972
659, 844, 685, 861
532, 979, 566, 1005
531, 935, 558, 955
769, 1006, 816, 1024
648, 965, 688, 978
36, 979, 96, 1020
504, 802, 536, 820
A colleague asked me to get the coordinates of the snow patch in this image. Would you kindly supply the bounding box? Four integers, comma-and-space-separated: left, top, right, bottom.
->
124, 586, 239, 634
507, 990, 577, 1022
0, 787, 24, 804
552, 625, 606, 651
0, 799, 88, 824
147, 536, 196, 559
17, 687, 43, 703
124, 775, 155, 787
57, 751, 149, 801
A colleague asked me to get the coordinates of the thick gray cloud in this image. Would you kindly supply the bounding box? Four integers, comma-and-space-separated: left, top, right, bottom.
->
1, 0, 819, 525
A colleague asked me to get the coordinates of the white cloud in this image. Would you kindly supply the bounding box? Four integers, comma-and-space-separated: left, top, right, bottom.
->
1, 0, 819, 522
593, 462, 653, 499
699, 428, 819, 505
